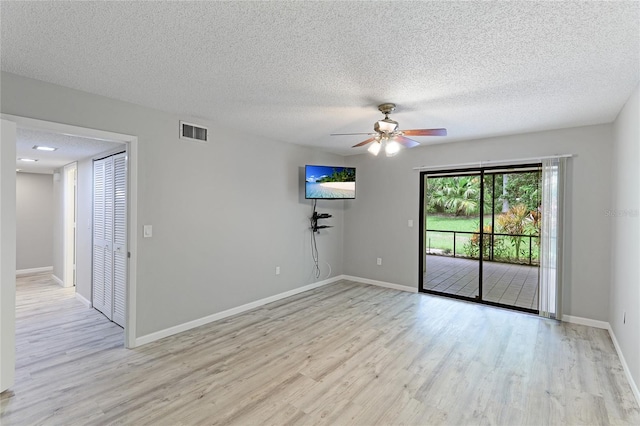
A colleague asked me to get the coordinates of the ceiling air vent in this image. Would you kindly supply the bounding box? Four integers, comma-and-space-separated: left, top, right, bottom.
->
180, 121, 208, 142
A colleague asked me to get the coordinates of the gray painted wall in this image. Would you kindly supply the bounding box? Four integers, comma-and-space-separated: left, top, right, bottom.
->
344, 124, 613, 322
2, 71, 346, 337
610, 82, 639, 391
3, 71, 629, 355
16, 172, 53, 271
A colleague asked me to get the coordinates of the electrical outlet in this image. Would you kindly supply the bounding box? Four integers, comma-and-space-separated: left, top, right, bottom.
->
408, 219, 414, 228
376, 258, 382, 266
275, 266, 281, 275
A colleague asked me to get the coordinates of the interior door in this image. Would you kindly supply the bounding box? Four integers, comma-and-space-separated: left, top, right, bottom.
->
92, 153, 127, 327
92, 156, 114, 320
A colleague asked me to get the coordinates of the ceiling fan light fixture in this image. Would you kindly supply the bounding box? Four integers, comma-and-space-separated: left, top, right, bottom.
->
385, 140, 401, 157
368, 140, 382, 156
334, 102, 446, 156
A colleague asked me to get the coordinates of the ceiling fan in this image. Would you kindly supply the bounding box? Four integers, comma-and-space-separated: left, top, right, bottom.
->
331, 103, 447, 156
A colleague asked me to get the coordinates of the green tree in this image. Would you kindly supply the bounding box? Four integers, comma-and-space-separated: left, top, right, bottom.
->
318, 168, 355, 183
495, 204, 538, 261
500, 172, 540, 212
427, 176, 480, 216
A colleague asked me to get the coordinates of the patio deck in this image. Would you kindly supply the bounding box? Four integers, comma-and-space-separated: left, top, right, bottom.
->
424, 254, 539, 310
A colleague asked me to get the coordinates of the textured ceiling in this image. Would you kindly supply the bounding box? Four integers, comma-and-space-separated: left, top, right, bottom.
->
1, 1, 639, 155
16, 129, 124, 174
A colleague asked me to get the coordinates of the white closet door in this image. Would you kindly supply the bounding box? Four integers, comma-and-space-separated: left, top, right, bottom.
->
112, 153, 127, 327
103, 157, 115, 320
92, 157, 115, 321
92, 159, 108, 317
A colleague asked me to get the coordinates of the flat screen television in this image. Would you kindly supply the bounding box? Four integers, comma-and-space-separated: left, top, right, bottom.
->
305, 165, 356, 199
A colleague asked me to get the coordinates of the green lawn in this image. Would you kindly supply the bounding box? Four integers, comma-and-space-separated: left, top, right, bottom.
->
426, 215, 479, 232
425, 215, 478, 256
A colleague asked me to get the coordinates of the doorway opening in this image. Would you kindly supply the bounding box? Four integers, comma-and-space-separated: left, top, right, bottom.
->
419, 164, 542, 313
4, 113, 138, 348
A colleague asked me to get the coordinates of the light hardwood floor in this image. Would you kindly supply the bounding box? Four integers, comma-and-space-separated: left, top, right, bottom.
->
1, 273, 639, 425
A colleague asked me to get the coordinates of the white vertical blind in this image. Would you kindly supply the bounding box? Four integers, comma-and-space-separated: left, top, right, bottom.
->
539, 157, 566, 319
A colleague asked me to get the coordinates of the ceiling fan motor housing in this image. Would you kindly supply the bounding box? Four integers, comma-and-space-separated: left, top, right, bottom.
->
378, 103, 396, 115
375, 118, 399, 134
375, 103, 399, 134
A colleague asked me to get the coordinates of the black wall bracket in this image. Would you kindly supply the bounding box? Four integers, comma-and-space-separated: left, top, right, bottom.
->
311, 211, 332, 233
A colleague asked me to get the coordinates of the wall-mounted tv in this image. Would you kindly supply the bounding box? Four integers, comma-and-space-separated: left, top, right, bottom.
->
305, 165, 356, 199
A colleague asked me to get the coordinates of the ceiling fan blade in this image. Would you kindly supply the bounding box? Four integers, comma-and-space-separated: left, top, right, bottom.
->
331, 132, 376, 136
394, 135, 420, 148
352, 137, 376, 148
402, 128, 447, 137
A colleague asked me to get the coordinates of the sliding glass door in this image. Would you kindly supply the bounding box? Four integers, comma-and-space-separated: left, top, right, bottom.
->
420, 165, 542, 313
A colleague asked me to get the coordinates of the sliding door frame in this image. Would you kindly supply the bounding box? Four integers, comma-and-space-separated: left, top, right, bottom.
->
419, 163, 541, 314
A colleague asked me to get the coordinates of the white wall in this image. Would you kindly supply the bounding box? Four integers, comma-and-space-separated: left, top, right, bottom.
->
610, 83, 639, 393
51, 168, 63, 281
75, 157, 93, 302
1, 71, 346, 338
344, 124, 613, 321
16, 172, 53, 271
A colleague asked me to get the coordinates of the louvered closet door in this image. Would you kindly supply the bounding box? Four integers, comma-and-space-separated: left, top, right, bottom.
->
92, 160, 107, 315
93, 153, 127, 327
112, 153, 127, 327
93, 158, 113, 319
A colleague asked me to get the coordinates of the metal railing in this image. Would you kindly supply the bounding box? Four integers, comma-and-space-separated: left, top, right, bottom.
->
426, 229, 540, 265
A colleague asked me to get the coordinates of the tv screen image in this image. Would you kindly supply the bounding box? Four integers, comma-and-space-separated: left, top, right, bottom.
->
305, 165, 356, 199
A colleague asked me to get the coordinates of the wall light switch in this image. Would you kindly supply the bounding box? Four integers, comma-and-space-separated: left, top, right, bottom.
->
143, 225, 153, 238
408, 219, 414, 228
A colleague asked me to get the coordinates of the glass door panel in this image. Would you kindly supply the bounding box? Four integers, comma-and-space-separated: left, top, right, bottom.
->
481, 169, 541, 311
423, 173, 481, 300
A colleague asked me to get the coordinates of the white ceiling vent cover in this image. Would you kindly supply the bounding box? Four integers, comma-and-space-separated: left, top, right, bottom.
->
180, 121, 208, 142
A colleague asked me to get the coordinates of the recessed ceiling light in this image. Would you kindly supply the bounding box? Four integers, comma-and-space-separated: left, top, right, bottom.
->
32, 145, 57, 151
18, 158, 38, 162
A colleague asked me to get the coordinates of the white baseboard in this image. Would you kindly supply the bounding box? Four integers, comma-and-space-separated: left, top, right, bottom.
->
135, 275, 344, 347
16, 266, 52, 276
561, 314, 609, 329
342, 275, 418, 293
75, 292, 91, 308
608, 324, 640, 407
50, 274, 74, 288
51, 274, 64, 287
